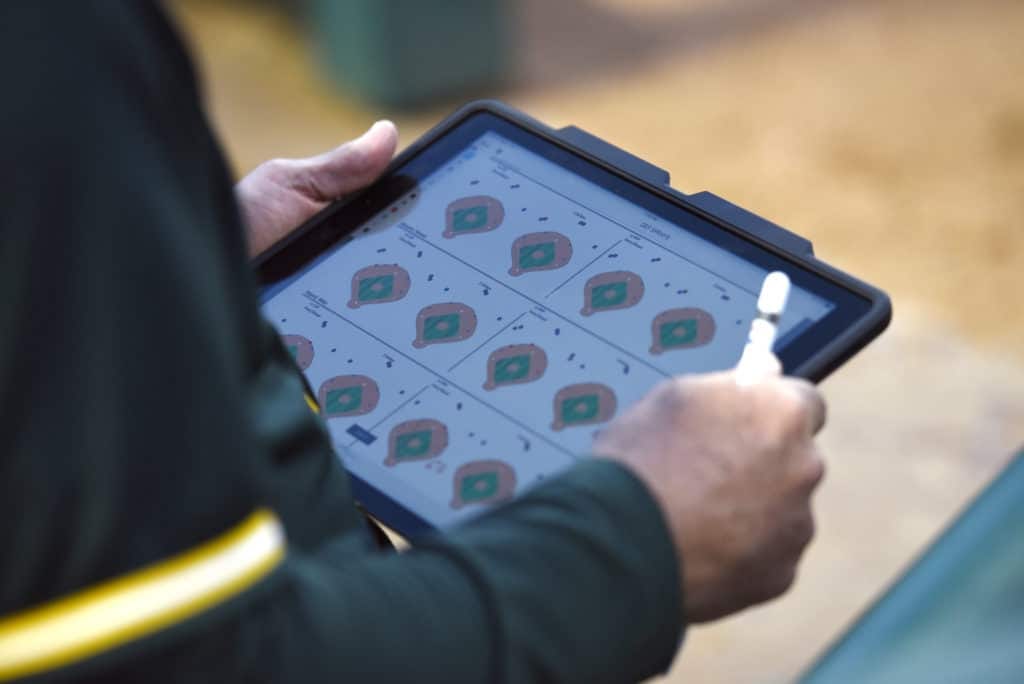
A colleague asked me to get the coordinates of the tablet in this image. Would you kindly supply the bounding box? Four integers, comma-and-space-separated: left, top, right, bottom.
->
257, 101, 890, 535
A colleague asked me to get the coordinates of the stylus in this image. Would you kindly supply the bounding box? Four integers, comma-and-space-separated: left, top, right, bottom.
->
736, 271, 791, 385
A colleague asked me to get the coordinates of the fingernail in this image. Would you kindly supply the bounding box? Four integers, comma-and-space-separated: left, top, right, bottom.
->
353, 120, 395, 149
369, 119, 394, 135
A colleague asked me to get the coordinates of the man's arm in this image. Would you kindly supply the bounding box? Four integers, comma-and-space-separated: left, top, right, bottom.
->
0, 5, 682, 682
0, 4, 822, 682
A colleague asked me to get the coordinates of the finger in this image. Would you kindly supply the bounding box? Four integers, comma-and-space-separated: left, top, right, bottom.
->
788, 504, 816, 551
785, 378, 827, 434
294, 120, 399, 201
745, 563, 798, 606
803, 447, 826, 491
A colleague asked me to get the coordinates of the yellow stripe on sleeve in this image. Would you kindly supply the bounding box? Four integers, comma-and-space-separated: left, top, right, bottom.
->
0, 509, 285, 681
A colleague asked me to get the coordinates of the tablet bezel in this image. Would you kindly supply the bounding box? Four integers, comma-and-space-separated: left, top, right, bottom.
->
255, 100, 890, 535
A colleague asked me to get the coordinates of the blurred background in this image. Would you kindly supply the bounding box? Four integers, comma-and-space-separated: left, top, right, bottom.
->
168, 0, 1022, 680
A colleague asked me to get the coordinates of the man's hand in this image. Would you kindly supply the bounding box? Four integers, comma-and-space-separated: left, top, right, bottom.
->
593, 365, 826, 623
236, 120, 399, 258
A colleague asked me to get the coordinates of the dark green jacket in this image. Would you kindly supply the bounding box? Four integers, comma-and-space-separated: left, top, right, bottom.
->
0, 3, 683, 681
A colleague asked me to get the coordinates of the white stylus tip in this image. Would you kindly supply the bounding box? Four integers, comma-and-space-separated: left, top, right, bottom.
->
757, 271, 791, 317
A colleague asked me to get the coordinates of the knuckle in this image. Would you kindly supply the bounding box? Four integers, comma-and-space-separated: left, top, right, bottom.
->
260, 158, 289, 177
773, 565, 798, 596
760, 382, 802, 426
768, 386, 824, 445
341, 140, 369, 169
756, 566, 797, 603
258, 158, 305, 188
783, 387, 813, 426
764, 424, 791, 454
657, 377, 691, 409
763, 397, 805, 448
793, 379, 827, 433
795, 513, 816, 549
778, 509, 815, 553
804, 454, 826, 489
779, 407, 806, 441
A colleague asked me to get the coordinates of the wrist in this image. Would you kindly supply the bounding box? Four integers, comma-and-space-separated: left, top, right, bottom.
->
589, 456, 687, 619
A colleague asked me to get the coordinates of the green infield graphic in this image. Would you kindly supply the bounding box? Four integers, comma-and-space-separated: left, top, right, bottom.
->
423, 313, 461, 341
460, 471, 499, 502
325, 386, 363, 414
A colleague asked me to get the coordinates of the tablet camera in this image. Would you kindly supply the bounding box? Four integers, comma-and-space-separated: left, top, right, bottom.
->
443, 196, 505, 238
581, 271, 646, 315
450, 459, 517, 509
649, 307, 716, 354
508, 231, 573, 276
483, 343, 548, 390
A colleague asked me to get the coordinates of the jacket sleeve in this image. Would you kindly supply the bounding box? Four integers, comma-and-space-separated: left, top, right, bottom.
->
275, 459, 682, 683
122, 459, 684, 684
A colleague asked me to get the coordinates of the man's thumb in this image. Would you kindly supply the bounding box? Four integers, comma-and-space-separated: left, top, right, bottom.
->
299, 120, 398, 200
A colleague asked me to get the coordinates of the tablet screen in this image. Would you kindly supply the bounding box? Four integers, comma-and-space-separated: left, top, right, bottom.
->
260, 112, 868, 531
